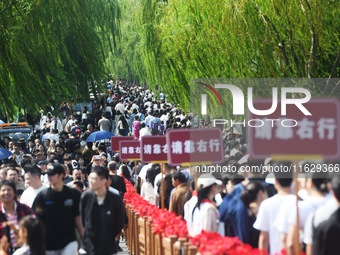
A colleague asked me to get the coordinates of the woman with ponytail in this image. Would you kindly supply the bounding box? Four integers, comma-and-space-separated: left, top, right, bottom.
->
240, 182, 267, 248
189, 174, 222, 237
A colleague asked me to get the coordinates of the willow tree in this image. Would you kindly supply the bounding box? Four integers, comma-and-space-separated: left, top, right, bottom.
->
114, 0, 339, 115
0, 0, 120, 117
108, 0, 146, 84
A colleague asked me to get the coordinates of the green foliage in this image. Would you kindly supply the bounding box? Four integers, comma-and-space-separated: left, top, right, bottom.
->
0, 0, 120, 116
113, 0, 340, 116
1, 0, 339, 119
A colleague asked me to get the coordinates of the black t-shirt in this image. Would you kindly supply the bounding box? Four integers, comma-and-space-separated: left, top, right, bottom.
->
33, 186, 80, 250
110, 175, 126, 194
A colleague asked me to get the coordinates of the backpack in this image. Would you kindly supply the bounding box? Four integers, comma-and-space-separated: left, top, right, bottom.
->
150, 118, 160, 135
159, 123, 165, 135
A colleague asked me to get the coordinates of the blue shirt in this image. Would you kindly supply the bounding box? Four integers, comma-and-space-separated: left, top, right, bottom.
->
219, 184, 250, 243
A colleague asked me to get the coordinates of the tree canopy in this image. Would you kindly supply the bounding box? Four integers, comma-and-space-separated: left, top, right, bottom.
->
0, 0, 120, 117
112, 0, 339, 114
0, 0, 339, 118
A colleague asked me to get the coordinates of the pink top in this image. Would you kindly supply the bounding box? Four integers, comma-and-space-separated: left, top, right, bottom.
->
133, 121, 140, 140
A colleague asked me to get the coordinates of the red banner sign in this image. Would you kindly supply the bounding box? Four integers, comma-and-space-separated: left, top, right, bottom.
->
140, 136, 168, 163
248, 99, 340, 159
166, 128, 224, 166
119, 140, 141, 161
111, 136, 134, 152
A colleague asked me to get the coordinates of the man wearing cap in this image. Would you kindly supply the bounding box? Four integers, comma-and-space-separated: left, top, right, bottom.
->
32, 163, 84, 255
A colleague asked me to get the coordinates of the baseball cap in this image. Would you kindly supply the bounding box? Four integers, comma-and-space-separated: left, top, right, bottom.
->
37, 160, 48, 166
197, 174, 222, 189
46, 163, 65, 176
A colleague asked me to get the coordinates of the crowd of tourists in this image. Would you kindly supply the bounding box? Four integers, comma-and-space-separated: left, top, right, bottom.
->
0, 80, 339, 255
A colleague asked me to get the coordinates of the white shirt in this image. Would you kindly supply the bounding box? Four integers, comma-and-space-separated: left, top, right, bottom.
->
141, 182, 156, 205
214, 193, 223, 207
153, 173, 163, 196
303, 198, 338, 245
287, 196, 328, 230
144, 115, 153, 127
184, 195, 198, 234
139, 127, 151, 139
81, 113, 87, 120
298, 189, 309, 201
20, 184, 48, 208
41, 133, 50, 142
105, 106, 112, 116
274, 195, 297, 234
41, 174, 49, 186
160, 114, 168, 129
190, 201, 219, 237
13, 243, 30, 255
131, 104, 139, 111
66, 119, 76, 128
254, 194, 294, 255
39, 115, 47, 130
50, 119, 63, 133
115, 103, 125, 114
144, 101, 152, 108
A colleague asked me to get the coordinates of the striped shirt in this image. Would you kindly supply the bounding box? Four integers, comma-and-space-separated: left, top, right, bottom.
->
5, 211, 18, 248
0, 201, 34, 250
